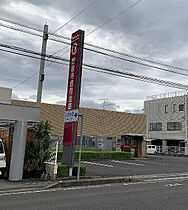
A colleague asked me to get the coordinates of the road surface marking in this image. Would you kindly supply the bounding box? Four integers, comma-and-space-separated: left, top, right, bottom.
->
111, 160, 144, 166
135, 160, 168, 166
164, 183, 182, 187
0, 184, 112, 196
81, 161, 113, 168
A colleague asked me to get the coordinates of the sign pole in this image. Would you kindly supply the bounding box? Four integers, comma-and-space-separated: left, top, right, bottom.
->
77, 114, 83, 180
62, 30, 85, 174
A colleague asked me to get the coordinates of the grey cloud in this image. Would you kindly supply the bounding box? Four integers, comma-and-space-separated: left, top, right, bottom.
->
56, 101, 65, 105
29, 94, 36, 100
80, 99, 118, 111
12, 92, 19, 99
124, 108, 144, 114
0, 0, 187, 112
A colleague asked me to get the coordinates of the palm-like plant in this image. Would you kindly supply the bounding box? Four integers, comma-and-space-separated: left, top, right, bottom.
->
35, 121, 52, 170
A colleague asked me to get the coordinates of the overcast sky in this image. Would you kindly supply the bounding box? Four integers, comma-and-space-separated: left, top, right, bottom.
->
0, 0, 188, 112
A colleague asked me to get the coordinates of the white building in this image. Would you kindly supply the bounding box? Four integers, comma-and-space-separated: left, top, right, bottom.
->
144, 91, 188, 155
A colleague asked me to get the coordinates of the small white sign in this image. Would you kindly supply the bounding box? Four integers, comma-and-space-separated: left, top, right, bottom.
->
98, 139, 104, 149
64, 109, 78, 123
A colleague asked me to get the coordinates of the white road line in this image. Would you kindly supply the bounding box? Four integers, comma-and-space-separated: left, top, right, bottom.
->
144, 176, 188, 182
135, 160, 168, 166
123, 181, 157, 186
81, 161, 113, 168
111, 160, 144, 166
0, 184, 112, 196
164, 183, 182, 187
123, 176, 188, 186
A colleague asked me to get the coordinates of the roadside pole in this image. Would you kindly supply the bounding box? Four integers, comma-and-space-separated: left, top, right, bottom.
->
184, 94, 188, 155
77, 114, 83, 180
36, 24, 48, 107
9, 24, 48, 181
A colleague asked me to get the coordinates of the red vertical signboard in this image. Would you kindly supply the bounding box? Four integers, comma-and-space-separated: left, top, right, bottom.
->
63, 30, 85, 148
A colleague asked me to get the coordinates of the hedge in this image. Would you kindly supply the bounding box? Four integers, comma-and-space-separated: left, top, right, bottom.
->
57, 164, 86, 178
58, 151, 131, 161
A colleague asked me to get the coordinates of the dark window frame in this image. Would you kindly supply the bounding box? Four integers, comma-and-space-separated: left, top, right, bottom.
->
173, 104, 176, 113
150, 123, 162, 131
165, 105, 168, 113
167, 122, 182, 131
179, 104, 184, 111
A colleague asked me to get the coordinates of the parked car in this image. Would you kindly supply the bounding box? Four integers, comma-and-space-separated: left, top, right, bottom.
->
0, 138, 6, 176
147, 145, 158, 155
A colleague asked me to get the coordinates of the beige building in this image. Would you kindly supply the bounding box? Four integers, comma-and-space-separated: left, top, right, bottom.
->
12, 100, 146, 151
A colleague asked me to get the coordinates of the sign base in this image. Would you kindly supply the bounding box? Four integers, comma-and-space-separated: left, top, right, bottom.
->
62, 145, 75, 166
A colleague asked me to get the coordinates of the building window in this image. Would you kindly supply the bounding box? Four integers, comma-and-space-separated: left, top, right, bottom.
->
173, 104, 176, 113
150, 123, 162, 131
167, 122, 182, 131
179, 104, 184, 111
165, 105, 168, 113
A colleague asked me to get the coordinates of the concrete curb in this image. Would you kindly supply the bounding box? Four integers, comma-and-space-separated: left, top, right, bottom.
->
44, 171, 188, 189
44, 176, 138, 189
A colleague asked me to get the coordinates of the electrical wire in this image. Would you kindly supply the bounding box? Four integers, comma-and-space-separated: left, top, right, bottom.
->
4, 38, 188, 79
45, 0, 143, 60
0, 45, 187, 90
1, 16, 188, 89
87, 0, 142, 36
1, 17, 188, 74
50, 0, 98, 36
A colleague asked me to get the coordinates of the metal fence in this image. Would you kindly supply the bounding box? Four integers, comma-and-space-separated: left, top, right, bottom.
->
156, 146, 185, 155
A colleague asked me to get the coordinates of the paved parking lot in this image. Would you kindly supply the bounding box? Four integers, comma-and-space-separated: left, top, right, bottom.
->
81, 155, 188, 177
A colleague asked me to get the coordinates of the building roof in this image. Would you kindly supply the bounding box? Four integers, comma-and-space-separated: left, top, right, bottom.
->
11, 100, 146, 138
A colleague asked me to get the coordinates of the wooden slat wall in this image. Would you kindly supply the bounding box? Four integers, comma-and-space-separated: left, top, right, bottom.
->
11, 100, 146, 138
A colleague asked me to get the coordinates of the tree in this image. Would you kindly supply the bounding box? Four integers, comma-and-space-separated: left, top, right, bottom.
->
35, 121, 52, 170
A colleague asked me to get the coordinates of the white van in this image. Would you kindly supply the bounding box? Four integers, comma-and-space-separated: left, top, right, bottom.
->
147, 145, 158, 155
0, 139, 6, 176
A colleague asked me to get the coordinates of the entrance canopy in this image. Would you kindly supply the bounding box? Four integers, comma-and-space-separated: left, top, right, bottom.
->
0, 103, 40, 122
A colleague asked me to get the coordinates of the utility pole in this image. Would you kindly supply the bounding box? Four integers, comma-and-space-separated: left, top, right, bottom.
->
36, 24, 48, 107
8, 24, 49, 181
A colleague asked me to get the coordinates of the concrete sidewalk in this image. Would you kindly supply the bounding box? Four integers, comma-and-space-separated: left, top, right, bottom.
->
0, 178, 53, 192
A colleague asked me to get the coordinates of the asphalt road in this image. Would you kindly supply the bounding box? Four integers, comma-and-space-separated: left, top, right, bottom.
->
80, 155, 188, 177
1, 176, 188, 210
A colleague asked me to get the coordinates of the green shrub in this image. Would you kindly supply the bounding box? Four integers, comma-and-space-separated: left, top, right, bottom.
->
58, 151, 131, 161
57, 151, 63, 162
57, 164, 86, 178
57, 164, 69, 178
75, 151, 132, 160
73, 165, 86, 176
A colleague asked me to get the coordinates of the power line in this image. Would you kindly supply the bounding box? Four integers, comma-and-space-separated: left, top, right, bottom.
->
0, 22, 42, 38
1, 17, 188, 74
87, 0, 142, 36
0, 16, 43, 33
0, 44, 187, 90
1, 41, 188, 80
45, 0, 143, 58
84, 42, 188, 73
50, 0, 98, 36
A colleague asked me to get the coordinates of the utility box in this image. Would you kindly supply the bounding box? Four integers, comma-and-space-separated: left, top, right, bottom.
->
0, 87, 12, 104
